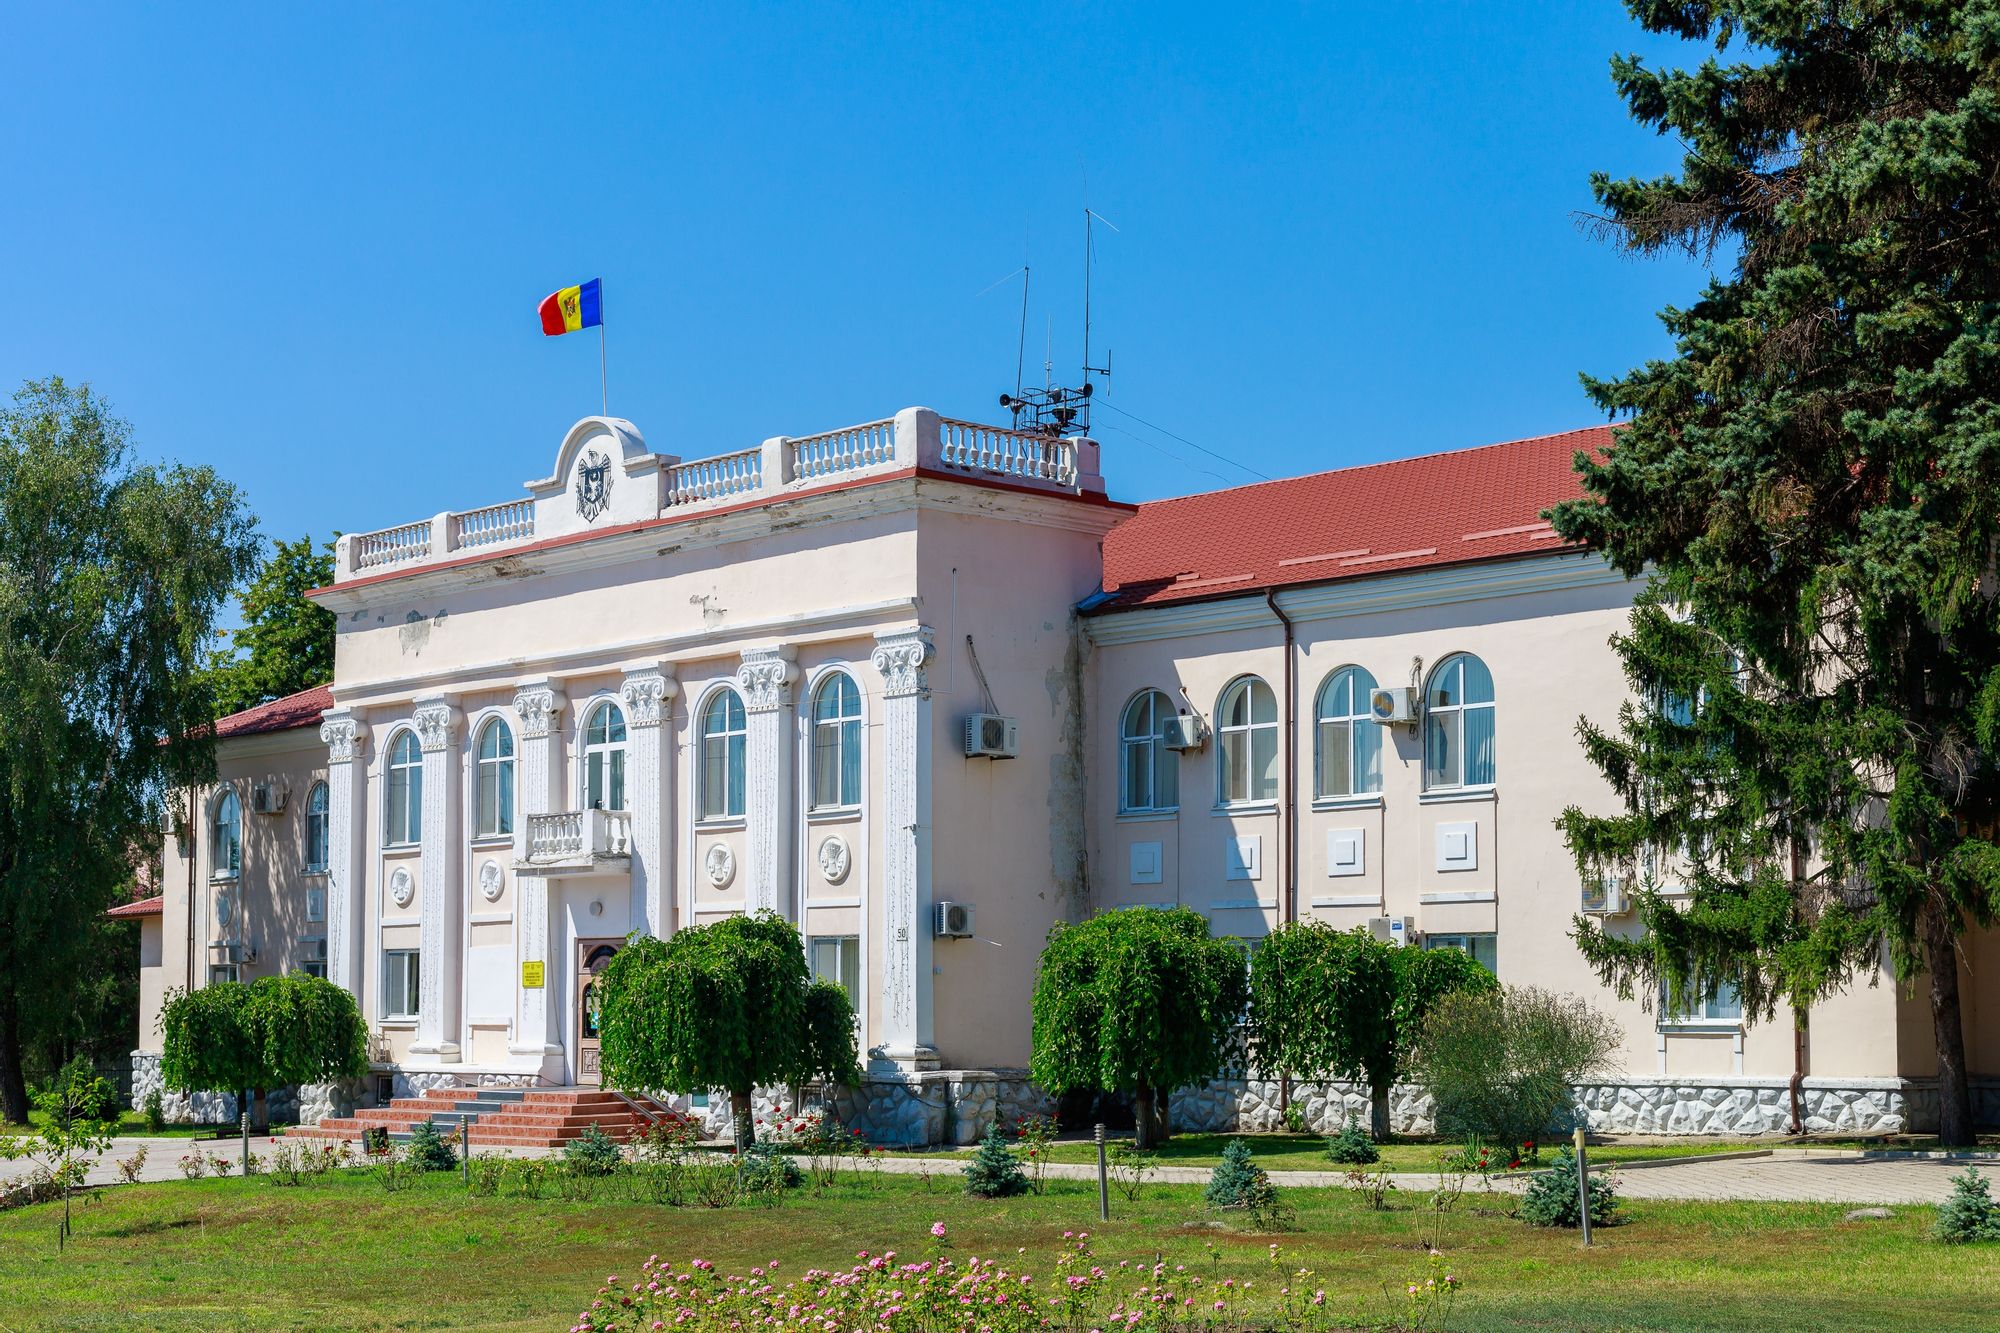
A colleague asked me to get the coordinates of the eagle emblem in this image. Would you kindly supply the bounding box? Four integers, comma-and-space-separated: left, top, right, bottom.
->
575, 449, 613, 521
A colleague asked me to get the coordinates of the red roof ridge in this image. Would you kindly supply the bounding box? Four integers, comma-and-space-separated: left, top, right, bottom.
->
211, 682, 335, 741
1133, 423, 1615, 512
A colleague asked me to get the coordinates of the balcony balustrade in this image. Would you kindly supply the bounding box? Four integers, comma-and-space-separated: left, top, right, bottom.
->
517, 808, 633, 876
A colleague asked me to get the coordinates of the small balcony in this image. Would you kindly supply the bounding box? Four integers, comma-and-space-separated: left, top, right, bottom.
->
517, 809, 632, 877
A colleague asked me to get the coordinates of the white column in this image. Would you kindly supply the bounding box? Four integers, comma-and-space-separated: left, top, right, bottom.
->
736, 646, 798, 919
509, 681, 566, 1059
410, 698, 461, 1059
318, 709, 367, 998
871, 627, 937, 1070
620, 665, 679, 938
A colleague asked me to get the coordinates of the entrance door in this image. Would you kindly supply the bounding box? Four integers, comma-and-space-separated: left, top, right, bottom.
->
575, 939, 622, 1087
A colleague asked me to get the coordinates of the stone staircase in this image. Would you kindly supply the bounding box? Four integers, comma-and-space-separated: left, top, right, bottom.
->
290, 1086, 682, 1150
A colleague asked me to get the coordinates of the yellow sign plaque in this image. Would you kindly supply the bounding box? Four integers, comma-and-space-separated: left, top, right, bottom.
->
521, 961, 545, 989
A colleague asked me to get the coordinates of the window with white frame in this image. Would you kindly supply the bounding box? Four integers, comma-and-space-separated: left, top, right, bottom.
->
385, 729, 423, 845
1423, 653, 1496, 790
299, 937, 327, 980
809, 934, 861, 999
207, 963, 240, 987
476, 716, 516, 835
1661, 976, 1743, 1025
210, 789, 241, 879
304, 781, 329, 872
382, 949, 420, 1018
583, 701, 627, 811
1217, 676, 1279, 805
1119, 689, 1180, 814
1314, 666, 1382, 799
809, 673, 862, 810
699, 688, 747, 820
1424, 932, 1497, 974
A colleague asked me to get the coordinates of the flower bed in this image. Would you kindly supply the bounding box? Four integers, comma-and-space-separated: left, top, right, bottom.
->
567, 1226, 1417, 1333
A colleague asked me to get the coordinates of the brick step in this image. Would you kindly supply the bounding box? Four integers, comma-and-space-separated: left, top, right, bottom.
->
299, 1083, 681, 1149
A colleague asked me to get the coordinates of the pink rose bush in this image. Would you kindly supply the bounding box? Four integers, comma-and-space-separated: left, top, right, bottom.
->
567, 1230, 1357, 1333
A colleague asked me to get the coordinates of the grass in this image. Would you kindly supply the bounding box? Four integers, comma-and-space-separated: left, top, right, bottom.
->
2, 1164, 1996, 1331
897, 1133, 1775, 1173
2, 1111, 216, 1141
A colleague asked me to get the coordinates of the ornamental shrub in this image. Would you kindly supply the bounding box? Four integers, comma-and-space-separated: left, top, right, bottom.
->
737, 1139, 802, 1194
1205, 1137, 1289, 1228
1517, 1147, 1618, 1228
405, 1119, 457, 1173
142, 1089, 167, 1134
562, 1122, 625, 1177
44, 1056, 118, 1126
1409, 985, 1621, 1153
1935, 1167, 2000, 1244
1324, 1115, 1379, 1165
963, 1124, 1028, 1198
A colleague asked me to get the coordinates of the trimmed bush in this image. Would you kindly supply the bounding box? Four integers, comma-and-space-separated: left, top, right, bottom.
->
1205, 1138, 1289, 1227
1935, 1167, 2000, 1244
1517, 1147, 1618, 1228
1324, 1116, 1379, 1165
963, 1124, 1029, 1198
404, 1119, 457, 1172
737, 1140, 802, 1193
562, 1123, 624, 1177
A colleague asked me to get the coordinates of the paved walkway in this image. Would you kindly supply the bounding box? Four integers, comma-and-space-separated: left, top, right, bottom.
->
4, 1138, 1992, 1204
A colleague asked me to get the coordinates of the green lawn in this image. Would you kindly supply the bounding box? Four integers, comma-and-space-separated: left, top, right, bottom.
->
896, 1132, 1778, 1173
2, 1111, 214, 1141
1, 1166, 1994, 1331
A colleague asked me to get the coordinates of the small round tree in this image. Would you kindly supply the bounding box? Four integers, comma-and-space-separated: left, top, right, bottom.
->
159, 973, 368, 1128
594, 912, 859, 1150
1248, 923, 1496, 1138
1029, 906, 1247, 1149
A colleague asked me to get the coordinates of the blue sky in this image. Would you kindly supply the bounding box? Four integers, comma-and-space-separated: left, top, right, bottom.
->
3, 2, 1714, 545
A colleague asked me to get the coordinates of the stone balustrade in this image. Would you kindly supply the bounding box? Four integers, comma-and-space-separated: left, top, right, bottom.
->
520, 808, 632, 872
333, 408, 1105, 583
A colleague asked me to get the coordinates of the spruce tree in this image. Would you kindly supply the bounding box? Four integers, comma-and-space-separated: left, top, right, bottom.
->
962, 1123, 1028, 1198
1935, 1166, 2000, 1244
1553, 1, 2000, 1144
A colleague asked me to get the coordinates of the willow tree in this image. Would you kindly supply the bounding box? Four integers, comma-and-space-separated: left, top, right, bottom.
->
1554, 1, 2000, 1143
1248, 921, 1495, 1138
1029, 906, 1248, 1148
593, 912, 859, 1149
159, 974, 369, 1127
0, 378, 258, 1124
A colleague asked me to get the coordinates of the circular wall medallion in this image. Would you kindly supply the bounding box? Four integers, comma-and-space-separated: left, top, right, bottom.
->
478, 859, 504, 903
817, 835, 851, 885
389, 865, 415, 910
704, 843, 736, 888
214, 889, 233, 928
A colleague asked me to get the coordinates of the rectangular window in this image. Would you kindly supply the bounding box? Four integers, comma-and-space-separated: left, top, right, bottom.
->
207, 964, 240, 986
810, 935, 861, 999
382, 949, 420, 1018
301, 959, 328, 980
1424, 932, 1497, 975
1662, 978, 1742, 1024
700, 734, 745, 820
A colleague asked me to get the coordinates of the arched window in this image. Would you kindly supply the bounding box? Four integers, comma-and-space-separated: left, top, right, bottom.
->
583, 701, 627, 811
476, 717, 516, 836
211, 789, 241, 878
699, 689, 747, 820
304, 781, 329, 872
1119, 689, 1179, 814
1424, 653, 1496, 789
1217, 677, 1279, 805
809, 673, 862, 810
1314, 666, 1382, 799
385, 730, 423, 845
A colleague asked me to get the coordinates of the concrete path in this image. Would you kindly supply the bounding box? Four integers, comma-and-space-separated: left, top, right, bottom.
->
4, 1137, 1993, 1205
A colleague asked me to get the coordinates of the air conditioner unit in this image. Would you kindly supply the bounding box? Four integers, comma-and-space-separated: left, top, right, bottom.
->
1162, 712, 1208, 751
251, 782, 287, 815
962, 713, 1019, 759
1366, 915, 1417, 947
299, 936, 327, 963
935, 901, 976, 938
1369, 687, 1418, 725
1581, 874, 1632, 916
209, 939, 254, 965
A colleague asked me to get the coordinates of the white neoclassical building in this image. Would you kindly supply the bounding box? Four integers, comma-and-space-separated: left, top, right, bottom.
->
128, 407, 1999, 1142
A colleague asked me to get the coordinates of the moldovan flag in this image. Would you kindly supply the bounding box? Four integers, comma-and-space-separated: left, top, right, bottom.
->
538, 278, 603, 336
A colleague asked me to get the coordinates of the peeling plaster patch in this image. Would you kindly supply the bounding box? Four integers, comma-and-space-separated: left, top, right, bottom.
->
1043, 616, 1090, 917
350, 610, 368, 623
488, 558, 542, 579
398, 608, 447, 656
690, 593, 725, 630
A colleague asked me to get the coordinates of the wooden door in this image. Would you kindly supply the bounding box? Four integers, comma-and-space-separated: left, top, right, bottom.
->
575, 939, 621, 1086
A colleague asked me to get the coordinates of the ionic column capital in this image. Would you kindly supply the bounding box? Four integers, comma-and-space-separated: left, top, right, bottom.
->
511, 681, 568, 740
412, 698, 458, 752
871, 627, 936, 699
619, 666, 679, 728
736, 646, 798, 713
319, 709, 366, 764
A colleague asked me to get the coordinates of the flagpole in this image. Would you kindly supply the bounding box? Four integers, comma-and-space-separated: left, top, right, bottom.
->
598, 317, 608, 417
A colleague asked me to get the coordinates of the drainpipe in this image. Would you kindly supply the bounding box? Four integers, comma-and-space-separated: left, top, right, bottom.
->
1266, 591, 1298, 1121
184, 786, 196, 994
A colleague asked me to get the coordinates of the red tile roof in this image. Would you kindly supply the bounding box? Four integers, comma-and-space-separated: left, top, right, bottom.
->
212, 683, 334, 740
1092, 426, 1614, 612
106, 895, 163, 919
